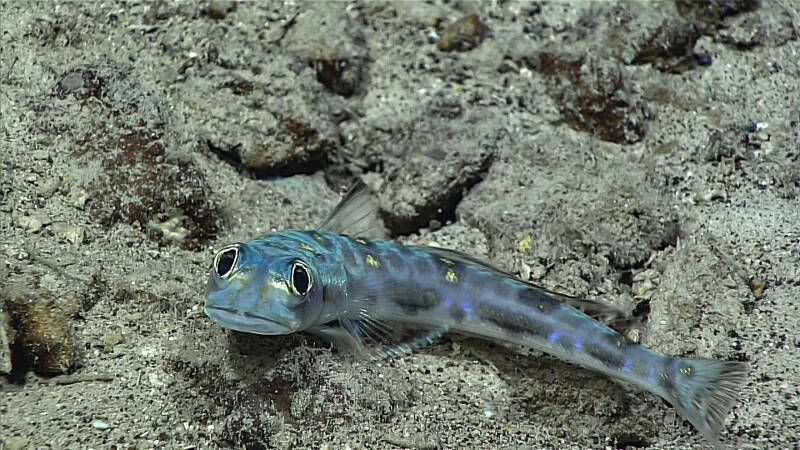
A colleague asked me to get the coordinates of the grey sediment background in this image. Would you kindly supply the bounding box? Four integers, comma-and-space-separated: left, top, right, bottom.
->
1, 1, 798, 449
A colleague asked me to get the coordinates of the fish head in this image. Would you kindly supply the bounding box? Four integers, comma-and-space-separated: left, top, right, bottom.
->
204, 241, 323, 335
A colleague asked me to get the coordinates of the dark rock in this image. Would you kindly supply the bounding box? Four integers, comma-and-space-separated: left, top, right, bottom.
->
0, 308, 11, 375
75, 128, 221, 250
283, 9, 370, 97
534, 53, 650, 144
676, 0, 762, 32
438, 14, 486, 52
2, 283, 79, 376
204, 1, 235, 20
577, 2, 702, 74
716, 7, 798, 48
313, 55, 368, 97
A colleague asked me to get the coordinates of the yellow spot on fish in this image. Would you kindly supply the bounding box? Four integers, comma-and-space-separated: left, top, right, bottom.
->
354, 238, 367, 244
366, 254, 381, 268
518, 234, 532, 253
299, 242, 319, 254
439, 257, 454, 266
679, 365, 692, 377
313, 233, 326, 243
445, 268, 458, 283
660, 372, 670, 383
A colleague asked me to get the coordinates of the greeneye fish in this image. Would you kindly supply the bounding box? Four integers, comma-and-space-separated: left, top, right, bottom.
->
205, 181, 748, 446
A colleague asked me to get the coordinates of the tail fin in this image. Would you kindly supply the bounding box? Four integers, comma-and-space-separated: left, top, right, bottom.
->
670, 358, 749, 445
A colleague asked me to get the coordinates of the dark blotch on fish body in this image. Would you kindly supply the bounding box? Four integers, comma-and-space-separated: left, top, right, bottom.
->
586, 342, 627, 370
479, 304, 549, 338
340, 241, 358, 267
516, 287, 560, 314
446, 298, 466, 321
390, 284, 441, 315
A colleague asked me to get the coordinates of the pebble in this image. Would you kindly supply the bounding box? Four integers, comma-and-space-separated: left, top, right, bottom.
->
632, 268, 659, 282
438, 14, 485, 52
0, 309, 12, 375
37, 177, 60, 197
3, 436, 28, 450
72, 190, 89, 209
206, 0, 233, 20
50, 222, 85, 245
102, 330, 125, 351
16, 214, 42, 233
92, 420, 110, 430
147, 215, 190, 243
63, 225, 85, 245
631, 279, 655, 298
32, 150, 51, 160
748, 277, 765, 299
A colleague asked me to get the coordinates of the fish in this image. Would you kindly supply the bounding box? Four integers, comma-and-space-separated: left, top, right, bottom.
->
204, 181, 748, 446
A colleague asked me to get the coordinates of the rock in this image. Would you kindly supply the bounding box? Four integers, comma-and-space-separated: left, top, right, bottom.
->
92, 420, 111, 430
458, 126, 679, 291
583, 2, 702, 73
52, 222, 86, 246
0, 308, 12, 375
675, 0, 761, 32
76, 127, 220, 250
281, 7, 370, 96
2, 436, 28, 450
71, 189, 89, 209
16, 214, 42, 233
102, 330, 125, 352
205, 1, 234, 20
531, 53, 650, 144
2, 283, 79, 376
184, 56, 338, 175
438, 14, 486, 52
36, 176, 61, 197
366, 96, 499, 234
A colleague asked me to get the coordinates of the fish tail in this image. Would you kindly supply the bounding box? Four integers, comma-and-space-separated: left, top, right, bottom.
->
668, 358, 749, 445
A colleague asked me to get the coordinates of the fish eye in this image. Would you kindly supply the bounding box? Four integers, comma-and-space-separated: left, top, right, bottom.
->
290, 261, 312, 296
214, 246, 238, 278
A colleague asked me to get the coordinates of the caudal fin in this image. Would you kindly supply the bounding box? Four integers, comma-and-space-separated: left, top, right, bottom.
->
671, 358, 749, 445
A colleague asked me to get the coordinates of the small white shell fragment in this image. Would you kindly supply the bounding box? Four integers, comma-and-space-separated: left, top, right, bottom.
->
92, 420, 110, 430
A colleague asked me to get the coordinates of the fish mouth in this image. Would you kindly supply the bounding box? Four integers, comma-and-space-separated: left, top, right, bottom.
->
204, 305, 296, 335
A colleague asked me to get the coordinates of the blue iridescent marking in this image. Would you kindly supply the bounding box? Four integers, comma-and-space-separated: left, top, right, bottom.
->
648, 366, 655, 383
574, 338, 582, 350
623, 358, 632, 372
444, 296, 454, 307
462, 302, 472, 317
550, 331, 561, 342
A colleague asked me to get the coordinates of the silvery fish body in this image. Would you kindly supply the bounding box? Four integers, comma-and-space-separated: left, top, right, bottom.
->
205, 182, 747, 446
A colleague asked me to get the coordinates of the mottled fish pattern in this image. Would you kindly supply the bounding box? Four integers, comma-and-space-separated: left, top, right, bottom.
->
205, 182, 748, 446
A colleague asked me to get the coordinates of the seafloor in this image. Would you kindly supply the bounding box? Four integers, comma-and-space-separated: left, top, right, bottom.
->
1, 1, 798, 449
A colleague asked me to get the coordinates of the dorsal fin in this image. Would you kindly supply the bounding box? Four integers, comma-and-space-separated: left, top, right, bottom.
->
421, 245, 634, 330
317, 180, 389, 239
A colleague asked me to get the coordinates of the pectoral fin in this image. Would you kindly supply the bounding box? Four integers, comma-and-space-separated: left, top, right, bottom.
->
309, 318, 448, 360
